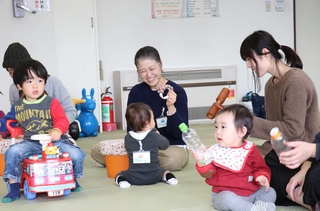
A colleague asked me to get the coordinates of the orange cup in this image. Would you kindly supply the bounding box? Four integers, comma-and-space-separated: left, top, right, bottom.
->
104, 154, 129, 178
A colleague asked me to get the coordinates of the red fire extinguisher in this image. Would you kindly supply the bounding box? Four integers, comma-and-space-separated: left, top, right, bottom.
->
101, 87, 115, 131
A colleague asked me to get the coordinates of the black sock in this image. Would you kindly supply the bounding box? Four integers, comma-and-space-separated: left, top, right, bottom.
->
165, 173, 176, 181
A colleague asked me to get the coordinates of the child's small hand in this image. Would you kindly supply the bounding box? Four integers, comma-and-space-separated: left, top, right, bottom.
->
200, 169, 214, 178
189, 148, 207, 167
255, 175, 270, 190
49, 128, 62, 141
189, 148, 204, 160
17, 134, 24, 139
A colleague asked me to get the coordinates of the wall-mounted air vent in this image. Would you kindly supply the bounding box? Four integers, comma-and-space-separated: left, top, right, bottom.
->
138, 69, 223, 82
163, 69, 222, 81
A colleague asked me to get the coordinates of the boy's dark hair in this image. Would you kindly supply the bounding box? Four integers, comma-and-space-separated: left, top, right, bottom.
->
126, 102, 152, 132
13, 59, 48, 88
216, 104, 253, 139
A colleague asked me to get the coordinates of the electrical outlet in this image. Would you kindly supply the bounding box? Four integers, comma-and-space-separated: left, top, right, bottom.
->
13, 0, 25, 18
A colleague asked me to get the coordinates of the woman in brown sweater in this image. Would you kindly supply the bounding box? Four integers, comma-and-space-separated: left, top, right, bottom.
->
240, 30, 320, 210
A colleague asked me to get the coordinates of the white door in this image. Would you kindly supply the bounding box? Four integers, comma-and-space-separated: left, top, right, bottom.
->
52, 0, 101, 130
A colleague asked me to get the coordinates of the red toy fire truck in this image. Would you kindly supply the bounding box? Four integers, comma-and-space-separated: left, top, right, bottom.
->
20, 135, 75, 200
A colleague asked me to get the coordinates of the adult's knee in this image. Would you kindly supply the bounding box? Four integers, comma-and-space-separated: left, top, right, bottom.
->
159, 155, 179, 171
159, 152, 187, 171
158, 146, 189, 171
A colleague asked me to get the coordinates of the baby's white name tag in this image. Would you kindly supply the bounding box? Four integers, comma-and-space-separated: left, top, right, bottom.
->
133, 151, 151, 164
156, 116, 167, 128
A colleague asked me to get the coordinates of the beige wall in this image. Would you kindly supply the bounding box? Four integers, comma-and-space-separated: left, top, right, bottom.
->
296, 0, 320, 108
0, 1, 56, 113
96, 0, 294, 108
0, 0, 319, 119
0, 1, 101, 125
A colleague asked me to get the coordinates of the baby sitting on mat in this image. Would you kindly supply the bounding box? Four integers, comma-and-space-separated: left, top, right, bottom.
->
115, 102, 178, 188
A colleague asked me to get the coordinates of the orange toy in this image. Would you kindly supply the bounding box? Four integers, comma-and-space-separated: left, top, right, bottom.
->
0, 154, 4, 176
206, 88, 230, 119
104, 154, 129, 178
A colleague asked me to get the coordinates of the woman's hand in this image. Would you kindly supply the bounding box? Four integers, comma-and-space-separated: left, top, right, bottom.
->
279, 141, 315, 169
158, 84, 177, 115
165, 88, 177, 105
286, 161, 310, 201
255, 175, 270, 190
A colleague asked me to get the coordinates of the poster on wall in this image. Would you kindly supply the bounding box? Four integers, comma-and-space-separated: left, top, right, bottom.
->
151, 0, 219, 19
25, 0, 50, 13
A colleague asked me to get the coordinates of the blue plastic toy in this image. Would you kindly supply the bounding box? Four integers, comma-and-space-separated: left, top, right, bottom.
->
76, 88, 99, 138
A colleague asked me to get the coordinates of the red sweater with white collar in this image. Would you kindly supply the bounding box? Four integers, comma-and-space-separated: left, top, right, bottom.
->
196, 140, 271, 197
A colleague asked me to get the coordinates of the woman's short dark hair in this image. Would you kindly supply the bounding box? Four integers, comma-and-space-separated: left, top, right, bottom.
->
134, 46, 162, 67
126, 102, 152, 132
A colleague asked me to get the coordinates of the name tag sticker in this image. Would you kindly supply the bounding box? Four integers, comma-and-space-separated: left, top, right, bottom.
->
156, 117, 167, 128
133, 151, 151, 164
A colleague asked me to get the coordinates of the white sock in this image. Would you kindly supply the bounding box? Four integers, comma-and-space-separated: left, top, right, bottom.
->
119, 181, 131, 188
115, 175, 131, 188
166, 178, 178, 185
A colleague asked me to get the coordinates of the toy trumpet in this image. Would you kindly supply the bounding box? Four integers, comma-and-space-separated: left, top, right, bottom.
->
206, 88, 230, 119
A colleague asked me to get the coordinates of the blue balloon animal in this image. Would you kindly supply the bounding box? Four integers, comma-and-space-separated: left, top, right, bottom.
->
76, 88, 99, 137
